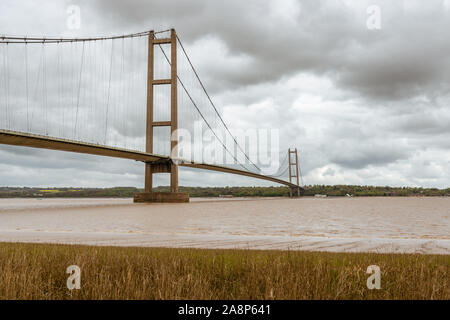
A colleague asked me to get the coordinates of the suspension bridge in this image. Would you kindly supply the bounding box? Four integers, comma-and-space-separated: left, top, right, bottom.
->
0, 29, 303, 202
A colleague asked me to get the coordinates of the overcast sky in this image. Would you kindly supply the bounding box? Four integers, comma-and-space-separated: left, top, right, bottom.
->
1, 0, 449, 188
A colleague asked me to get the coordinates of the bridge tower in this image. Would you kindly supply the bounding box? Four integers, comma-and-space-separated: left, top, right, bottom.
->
288, 148, 302, 197
134, 28, 189, 203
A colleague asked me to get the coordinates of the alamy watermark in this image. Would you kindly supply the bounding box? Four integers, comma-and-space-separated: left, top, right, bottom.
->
66, 265, 81, 290
171, 121, 281, 175
66, 5, 81, 30
366, 265, 381, 290
366, 5, 381, 30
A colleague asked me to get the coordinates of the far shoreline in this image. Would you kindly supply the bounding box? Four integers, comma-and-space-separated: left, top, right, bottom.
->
1, 185, 449, 199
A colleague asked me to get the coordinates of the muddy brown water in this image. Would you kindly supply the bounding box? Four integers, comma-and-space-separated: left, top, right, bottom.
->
0, 197, 448, 254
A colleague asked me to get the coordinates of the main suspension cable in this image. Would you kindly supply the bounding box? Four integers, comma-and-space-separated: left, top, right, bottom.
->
155, 38, 249, 172
176, 35, 261, 172
0, 29, 170, 44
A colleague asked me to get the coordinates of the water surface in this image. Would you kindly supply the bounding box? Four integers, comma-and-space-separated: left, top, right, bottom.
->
0, 197, 448, 254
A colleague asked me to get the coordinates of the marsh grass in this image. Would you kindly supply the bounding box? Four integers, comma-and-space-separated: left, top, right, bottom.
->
0, 243, 448, 299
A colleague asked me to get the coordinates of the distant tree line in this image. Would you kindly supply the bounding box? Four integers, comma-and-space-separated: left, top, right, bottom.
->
0, 185, 448, 198
302, 185, 450, 197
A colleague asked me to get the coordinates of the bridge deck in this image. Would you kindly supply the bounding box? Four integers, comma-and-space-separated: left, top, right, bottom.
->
0, 129, 167, 163
179, 162, 299, 188
0, 129, 300, 189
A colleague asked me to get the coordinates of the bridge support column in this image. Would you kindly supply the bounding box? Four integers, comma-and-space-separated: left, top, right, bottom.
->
288, 149, 302, 198
170, 28, 179, 194
135, 28, 188, 203
145, 164, 152, 192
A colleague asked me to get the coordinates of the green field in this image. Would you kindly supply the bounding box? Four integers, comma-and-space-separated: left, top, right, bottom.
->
0, 243, 448, 300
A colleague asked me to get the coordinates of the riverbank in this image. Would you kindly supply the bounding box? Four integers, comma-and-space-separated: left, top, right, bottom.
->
0, 242, 447, 299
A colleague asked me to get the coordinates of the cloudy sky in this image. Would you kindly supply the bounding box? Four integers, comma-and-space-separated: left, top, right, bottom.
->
1, 0, 449, 188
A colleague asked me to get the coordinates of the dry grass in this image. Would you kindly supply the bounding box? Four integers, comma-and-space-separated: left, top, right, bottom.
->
0, 242, 448, 300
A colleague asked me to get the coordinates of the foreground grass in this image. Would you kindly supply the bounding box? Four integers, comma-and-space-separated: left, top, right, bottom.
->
0, 242, 448, 299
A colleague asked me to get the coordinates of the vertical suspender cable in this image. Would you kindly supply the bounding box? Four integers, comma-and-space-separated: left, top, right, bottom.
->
298, 150, 304, 186
2, 45, 8, 129
24, 43, 30, 131
104, 39, 114, 145
42, 43, 48, 135
4, 44, 10, 129
74, 40, 85, 138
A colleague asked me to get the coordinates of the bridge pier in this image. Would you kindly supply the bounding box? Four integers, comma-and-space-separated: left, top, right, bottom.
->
289, 186, 302, 198
134, 191, 189, 203
135, 160, 189, 203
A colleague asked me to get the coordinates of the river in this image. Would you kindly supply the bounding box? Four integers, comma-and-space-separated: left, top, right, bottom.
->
0, 197, 448, 254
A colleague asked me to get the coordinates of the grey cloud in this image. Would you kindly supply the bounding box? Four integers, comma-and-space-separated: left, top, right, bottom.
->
80, 0, 450, 104
329, 143, 411, 169
393, 111, 450, 136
